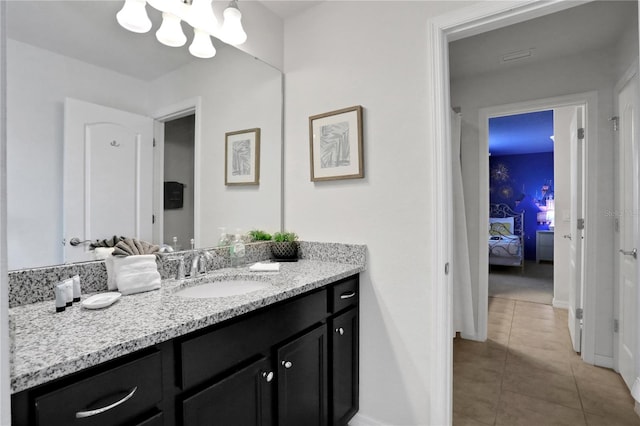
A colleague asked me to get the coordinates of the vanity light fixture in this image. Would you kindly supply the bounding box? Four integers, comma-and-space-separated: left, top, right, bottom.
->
116, 0, 247, 59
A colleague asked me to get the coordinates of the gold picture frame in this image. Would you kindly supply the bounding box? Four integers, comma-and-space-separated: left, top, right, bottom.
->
225, 128, 260, 186
309, 105, 364, 181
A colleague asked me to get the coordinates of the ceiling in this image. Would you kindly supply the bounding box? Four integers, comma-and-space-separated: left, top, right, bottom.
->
489, 111, 554, 156
6, 0, 322, 81
449, 0, 638, 81
452, 0, 638, 156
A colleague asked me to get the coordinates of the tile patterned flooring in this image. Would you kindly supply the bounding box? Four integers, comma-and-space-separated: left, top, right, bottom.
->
453, 297, 640, 426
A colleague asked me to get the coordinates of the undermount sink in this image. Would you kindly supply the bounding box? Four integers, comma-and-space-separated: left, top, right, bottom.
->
174, 279, 271, 299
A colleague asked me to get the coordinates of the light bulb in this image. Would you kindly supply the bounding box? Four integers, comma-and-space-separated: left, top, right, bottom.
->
156, 12, 187, 47
189, 29, 216, 58
220, 1, 247, 45
187, 0, 218, 34
116, 0, 152, 34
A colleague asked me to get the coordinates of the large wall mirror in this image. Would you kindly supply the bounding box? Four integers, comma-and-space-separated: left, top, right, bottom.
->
6, 1, 283, 270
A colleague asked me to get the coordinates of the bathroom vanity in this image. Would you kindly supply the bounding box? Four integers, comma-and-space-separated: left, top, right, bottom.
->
9, 255, 363, 426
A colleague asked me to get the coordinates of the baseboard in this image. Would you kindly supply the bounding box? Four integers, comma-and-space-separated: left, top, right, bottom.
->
552, 298, 569, 309
460, 331, 483, 342
593, 354, 614, 369
635, 401, 640, 417
348, 412, 388, 426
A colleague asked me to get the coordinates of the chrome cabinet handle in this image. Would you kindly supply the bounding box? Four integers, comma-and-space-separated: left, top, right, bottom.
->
75, 386, 137, 418
281, 360, 293, 369
262, 371, 274, 382
340, 291, 356, 299
335, 327, 344, 335
619, 248, 637, 259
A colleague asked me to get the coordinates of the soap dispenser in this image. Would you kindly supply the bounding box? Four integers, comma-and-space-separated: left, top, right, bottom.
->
230, 231, 245, 268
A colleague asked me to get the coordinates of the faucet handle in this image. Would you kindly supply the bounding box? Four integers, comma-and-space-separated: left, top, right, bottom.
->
176, 257, 186, 279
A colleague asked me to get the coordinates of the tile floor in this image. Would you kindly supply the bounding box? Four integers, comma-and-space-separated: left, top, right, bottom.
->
453, 297, 640, 426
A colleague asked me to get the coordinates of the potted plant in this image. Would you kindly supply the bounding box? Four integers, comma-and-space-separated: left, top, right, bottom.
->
271, 231, 299, 260
248, 229, 272, 242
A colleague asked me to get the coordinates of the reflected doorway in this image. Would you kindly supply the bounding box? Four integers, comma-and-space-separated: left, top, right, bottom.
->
163, 114, 195, 250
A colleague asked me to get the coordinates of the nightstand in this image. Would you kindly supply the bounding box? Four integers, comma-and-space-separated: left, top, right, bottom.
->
536, 230, 554, 263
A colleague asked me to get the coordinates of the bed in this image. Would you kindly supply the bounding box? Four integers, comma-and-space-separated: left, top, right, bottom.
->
489, 203, 524, 272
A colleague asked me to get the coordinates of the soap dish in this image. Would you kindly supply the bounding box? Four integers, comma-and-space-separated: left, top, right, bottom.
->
81, 292, 122, 310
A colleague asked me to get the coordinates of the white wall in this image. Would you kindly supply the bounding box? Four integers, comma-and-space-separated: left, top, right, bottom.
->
283, 1, 474, 423
149, 45, 282, 247
6, 39, 150, 270
451, 47, 617, 360
552, 106, 574, 307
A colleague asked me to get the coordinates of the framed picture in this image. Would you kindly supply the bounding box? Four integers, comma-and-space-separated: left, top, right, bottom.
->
225, 128, 260, 185
309, 105, 363, 181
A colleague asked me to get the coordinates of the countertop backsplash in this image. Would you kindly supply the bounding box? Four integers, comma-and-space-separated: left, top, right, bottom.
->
8, 241, 367, 308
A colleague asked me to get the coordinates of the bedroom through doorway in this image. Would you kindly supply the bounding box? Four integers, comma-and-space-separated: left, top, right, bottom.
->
488, 110, 556, 305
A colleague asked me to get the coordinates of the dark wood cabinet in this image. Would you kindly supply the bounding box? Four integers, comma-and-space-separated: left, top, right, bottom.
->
277, 325, 328, 426
182, 357, 273, 426
330, 308, 359, 425
12, 275, 359, 426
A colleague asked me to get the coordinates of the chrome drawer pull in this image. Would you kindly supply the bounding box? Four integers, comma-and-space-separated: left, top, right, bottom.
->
75, 386, 137, 418
282, 360, 293, 369
262, 371, 274, 382
340, 291, 356, 299
335, 327, 344, 335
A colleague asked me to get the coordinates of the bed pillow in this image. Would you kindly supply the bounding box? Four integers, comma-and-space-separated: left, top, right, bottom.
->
489, 217, 514, 236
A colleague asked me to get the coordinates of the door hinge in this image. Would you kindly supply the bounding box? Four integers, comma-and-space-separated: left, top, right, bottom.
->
153, 138, 156, 147
576, 308, 584, 320
577, 128, 585, 140
610, 116, 619, 132
444, 262, 450, 275
152, 214, 155, 224
577, 218, 585, 230
614, 319, 619, 333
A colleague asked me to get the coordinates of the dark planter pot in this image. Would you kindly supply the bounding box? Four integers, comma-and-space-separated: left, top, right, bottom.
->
270, 241, 298, 260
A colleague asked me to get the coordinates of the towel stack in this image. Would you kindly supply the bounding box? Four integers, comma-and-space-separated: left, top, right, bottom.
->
106, 238, 161, 295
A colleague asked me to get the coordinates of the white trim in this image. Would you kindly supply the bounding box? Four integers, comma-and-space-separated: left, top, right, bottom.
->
427, 2, 598, 423
594, 354, 615, 369
152, 97, 202, 247
553, 299, 570, 310
0, 2, 9, 423
348, 413, 388, 426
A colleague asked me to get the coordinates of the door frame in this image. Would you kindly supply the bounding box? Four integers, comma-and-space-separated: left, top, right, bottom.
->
152, 97, 202, 248
476, 93, 596, 360
426, 1, 597, 424
613, 61, 640, 385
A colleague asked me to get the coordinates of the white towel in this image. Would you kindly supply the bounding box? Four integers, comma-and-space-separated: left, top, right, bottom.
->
94, 247, 115, 260
249, 262, 280, 272
106, 255, 161, 295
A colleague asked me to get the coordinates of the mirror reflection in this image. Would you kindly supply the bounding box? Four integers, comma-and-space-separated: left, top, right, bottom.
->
6, 1, 283, 270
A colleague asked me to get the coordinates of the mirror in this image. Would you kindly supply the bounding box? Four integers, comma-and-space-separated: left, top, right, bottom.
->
6, 1, 283, 270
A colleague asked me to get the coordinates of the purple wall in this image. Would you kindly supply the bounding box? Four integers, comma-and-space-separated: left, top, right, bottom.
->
490, 152, 554, 260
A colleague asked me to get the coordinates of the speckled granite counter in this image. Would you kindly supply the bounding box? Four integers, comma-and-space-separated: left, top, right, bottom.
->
10, 259, 365, 394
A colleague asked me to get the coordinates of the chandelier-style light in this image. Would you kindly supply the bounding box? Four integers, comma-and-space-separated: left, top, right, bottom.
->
116, 0, 247, 59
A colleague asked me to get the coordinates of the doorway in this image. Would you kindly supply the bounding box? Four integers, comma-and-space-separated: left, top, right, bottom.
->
162, 114, 195, 250
426, 1, 639, 423
487, 110, 556, 306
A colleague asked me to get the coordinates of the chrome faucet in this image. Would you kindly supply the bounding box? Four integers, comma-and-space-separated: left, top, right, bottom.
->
190, 250, 215, 277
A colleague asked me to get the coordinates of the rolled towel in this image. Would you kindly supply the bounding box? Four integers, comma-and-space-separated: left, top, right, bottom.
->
90, 235, 124, 249
113, 238, 160, 256
94, 247, 115, 261
249, 262, 280, 272
107, 255, 161, 295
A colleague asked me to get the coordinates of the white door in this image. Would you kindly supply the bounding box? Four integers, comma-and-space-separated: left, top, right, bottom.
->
568, 106, 586, 353
63, 98, 154, 263
617, 74, 639, 390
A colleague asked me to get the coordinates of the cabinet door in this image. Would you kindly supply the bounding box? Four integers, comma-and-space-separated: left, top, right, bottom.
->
331, 308, 359, 425
182, 357, 273, 426
277, 325, 328, 426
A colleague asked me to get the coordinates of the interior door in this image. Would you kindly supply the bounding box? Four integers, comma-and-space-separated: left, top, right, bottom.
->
63, 98, 154, 263
617, 73, 639, 390
568, 106, 585, 353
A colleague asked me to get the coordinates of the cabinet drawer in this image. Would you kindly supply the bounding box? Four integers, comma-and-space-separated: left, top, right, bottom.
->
330, 276, 359, 313
34, 351, 162, 426
180, 289, 327, 390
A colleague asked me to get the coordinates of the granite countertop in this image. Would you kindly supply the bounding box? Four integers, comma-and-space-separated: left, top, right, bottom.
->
10, 259, 365, 394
